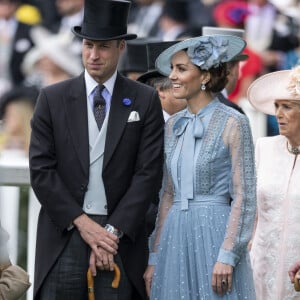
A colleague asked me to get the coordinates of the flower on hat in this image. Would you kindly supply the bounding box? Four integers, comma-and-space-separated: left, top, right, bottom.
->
287, 66, 300, 97
122, 98, 131, 106
187, 36, 228, 70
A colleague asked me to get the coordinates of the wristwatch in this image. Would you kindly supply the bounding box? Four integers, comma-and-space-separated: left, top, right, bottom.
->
105, 224, 123, 238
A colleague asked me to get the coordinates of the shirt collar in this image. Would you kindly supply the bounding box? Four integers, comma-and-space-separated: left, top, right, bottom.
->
84, 69, 117, 97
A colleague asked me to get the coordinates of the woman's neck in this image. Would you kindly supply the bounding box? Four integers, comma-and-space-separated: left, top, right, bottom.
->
287, 136, 300, 148
187, 92, 213, 114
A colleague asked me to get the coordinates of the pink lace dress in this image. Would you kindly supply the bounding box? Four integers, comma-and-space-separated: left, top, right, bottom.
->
250, 135, 300, 299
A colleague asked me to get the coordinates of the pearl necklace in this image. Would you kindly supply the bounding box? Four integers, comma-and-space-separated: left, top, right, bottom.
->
287, 142, 300, 155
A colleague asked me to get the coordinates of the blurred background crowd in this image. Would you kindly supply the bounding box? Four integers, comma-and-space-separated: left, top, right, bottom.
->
0, 0, 300, 295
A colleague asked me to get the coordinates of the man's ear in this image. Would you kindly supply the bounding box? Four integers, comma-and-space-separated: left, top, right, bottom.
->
119, 40, 126, 51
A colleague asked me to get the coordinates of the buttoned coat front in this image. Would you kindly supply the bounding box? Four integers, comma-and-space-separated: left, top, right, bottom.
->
29, 72, 164, 299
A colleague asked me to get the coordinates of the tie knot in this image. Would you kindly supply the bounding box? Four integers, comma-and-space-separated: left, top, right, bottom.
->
94, 85, 106, 107
98, 84, 105, 93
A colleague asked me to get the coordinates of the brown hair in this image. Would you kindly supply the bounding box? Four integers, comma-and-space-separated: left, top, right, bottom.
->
205, 63, 229, 93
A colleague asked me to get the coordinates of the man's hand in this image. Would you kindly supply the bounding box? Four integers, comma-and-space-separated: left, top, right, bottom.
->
89, 248, 115, 275
73, 214, 119, 256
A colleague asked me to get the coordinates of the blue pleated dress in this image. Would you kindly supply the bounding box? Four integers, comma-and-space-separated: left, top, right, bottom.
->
149, 99, 256, 300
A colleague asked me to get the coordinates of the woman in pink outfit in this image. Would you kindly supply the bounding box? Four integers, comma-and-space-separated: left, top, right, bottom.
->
248, 66, 300, 299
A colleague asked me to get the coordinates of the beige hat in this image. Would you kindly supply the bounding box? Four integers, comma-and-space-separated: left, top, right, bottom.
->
22, 27, 83, 77
247, 66, 300, 115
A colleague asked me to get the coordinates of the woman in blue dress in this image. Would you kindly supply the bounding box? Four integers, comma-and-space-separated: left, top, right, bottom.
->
144, 35, 257, 299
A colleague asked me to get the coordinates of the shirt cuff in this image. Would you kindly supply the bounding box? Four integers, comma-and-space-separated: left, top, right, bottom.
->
148, 252, 158, 265
217, 248, 240, 267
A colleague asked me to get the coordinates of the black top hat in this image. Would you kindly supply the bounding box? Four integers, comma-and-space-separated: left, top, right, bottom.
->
137, 41, 178, 83
121, 38, 160, 74
72, 0, 137, 41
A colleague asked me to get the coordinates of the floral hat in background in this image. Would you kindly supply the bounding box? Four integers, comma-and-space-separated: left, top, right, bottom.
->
247, 66, 300, 115
155, 35, 246, 76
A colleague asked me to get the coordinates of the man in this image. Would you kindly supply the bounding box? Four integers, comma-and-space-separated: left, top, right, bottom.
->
0, 0, 35, 89
47, 0, 84, 58
29, 0, 164, 299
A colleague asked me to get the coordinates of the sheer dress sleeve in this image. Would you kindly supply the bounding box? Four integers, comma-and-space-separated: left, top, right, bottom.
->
148, 117, 175, 265
217, 114, 257, 267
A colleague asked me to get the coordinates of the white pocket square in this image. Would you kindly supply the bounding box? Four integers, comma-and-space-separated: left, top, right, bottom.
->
127, 111, 140, 122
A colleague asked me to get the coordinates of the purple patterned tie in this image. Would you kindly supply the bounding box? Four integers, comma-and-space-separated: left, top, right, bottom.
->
93, 85, 106, 131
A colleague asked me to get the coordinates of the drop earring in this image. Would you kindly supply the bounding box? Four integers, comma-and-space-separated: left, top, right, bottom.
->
201, 83, 206, 91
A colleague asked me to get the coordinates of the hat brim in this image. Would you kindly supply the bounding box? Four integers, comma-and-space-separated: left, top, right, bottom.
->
232, 53, 249, 61
247, 70, 300, 115
72, 26, 137, 41
155, 35, 246, 76
137, 70, 164, 83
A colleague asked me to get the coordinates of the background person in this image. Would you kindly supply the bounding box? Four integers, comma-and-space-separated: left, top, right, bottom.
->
0, 222, 31, 300
248, 66, 300, 299
22, 26, 83, 88
0, 86, 37, 266
144, 34, 256, 299
29, 0, 164, 299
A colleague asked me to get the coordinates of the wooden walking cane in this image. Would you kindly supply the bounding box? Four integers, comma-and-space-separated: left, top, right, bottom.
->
87, 264, 121, 299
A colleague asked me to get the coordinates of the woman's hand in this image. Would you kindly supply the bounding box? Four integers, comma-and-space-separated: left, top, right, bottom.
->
144, 265, 155, 298
289, 261, 300, 283
212, 262, 233, 296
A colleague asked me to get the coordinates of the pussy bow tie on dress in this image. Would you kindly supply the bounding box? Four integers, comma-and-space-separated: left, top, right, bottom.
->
173, 113, 204, 139
173, 112, 205, 210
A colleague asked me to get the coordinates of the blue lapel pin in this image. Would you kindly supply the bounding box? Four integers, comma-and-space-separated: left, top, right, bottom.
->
122, 98, 131, 106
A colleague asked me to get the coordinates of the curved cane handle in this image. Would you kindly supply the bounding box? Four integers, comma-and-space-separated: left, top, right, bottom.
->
112, 264, 121, 288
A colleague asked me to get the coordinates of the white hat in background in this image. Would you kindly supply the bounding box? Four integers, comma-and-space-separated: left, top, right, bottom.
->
22, 26, 83, 77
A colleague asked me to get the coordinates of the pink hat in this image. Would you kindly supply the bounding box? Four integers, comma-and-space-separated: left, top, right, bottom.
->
247, 66, 300, 115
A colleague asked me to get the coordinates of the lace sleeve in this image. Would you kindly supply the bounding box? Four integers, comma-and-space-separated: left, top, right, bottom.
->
217, 115, 257, 267
148, 118, 175, 265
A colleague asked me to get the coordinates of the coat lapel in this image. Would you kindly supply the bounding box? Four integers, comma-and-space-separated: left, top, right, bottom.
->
103, 74, 135, 170
64, 74, 89, 176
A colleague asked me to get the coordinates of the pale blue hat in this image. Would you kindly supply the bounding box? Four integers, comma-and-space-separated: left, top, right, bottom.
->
155, 35, 246, 76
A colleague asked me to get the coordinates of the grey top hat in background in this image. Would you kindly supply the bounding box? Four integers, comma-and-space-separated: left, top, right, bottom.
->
202, 26, 248, 61
155, 35, 246, 76
72, 0, 137, 41
137, 41, 178, 83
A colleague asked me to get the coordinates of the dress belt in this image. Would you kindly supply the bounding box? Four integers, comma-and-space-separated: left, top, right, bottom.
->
173, 195, 229, 208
